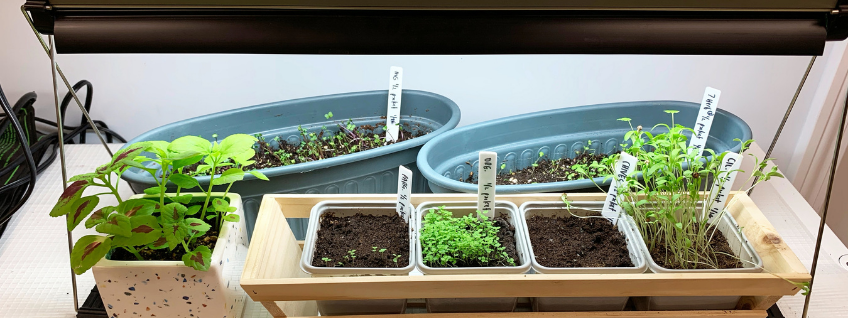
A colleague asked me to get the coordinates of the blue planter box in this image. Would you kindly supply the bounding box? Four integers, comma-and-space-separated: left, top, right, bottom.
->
418, 101, 751, 194
120, 90, 461, 238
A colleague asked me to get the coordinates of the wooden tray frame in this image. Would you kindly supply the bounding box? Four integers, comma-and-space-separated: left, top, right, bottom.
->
241, 192, 810, 318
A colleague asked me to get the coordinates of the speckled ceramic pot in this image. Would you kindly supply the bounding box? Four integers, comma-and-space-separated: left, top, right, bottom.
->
92, 193, 249, 318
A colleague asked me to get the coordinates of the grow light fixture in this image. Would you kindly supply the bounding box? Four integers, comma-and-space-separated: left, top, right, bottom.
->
22, 0, 848, 55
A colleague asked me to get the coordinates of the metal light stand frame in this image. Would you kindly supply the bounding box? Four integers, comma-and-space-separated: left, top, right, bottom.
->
22, 5, 116, 312
18, 7, 846, 318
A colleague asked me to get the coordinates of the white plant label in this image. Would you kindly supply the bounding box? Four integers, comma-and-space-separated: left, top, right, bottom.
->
386, 66, 403, 143
477, 151, 497, 219
603, 152, 638, 225
705, 152, 742, 222
689, 87, 721, 157
396, 165, 413, 223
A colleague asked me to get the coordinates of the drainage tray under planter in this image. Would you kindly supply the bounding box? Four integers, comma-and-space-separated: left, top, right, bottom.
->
417, 101, 750, 194
119, 90, 460, 238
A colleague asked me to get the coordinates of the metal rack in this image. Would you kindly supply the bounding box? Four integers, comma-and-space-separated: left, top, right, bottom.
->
18, 1, 848, 317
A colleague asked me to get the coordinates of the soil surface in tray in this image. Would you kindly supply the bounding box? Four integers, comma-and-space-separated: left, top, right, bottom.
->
426, 214, 520, 268
527, 213, 632, 268
185, 122, 428, 175
311, 212, 410, 268
460, 153, 608, 185
650, 227, 743, 270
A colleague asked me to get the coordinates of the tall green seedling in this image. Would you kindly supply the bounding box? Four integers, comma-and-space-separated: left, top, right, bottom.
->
49, 134, 267, 275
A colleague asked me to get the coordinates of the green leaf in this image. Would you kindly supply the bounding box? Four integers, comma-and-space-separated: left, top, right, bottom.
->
150, 236, 169, 250
168, 136, 211, 157
212, 198, 229, 212
617, 117, 632, 122
184, 218, 211, 233
182, 246, 212, 271
664, 110, 679, 114
71, 235, 111, 275
232, 149, 255, 165
66, 196, 100, 231
211, 168, 245, 186
186, 205, 202, 216
167, 194, 194, 204
50, 180, 90, 217
219, 134, 257, 157
163, 223, 189, 251
248, 170, 269, 181
222, 213, 240, 223
161, 203, 188, 224
86, 206, 115, 229
117, 199, 157, 217
96, 213, 132, 237
172, 154, 203, 169
227, 206, 237, 212
169, 174, 200, 189
143, 187, 161, 195
110, 142, 151, 170
68, 173, 99, 182
111, 215, 162, 247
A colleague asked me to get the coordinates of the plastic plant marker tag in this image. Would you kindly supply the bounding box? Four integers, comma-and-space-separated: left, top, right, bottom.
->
386, 66, 404, 143
689, 87, 721, 157
705, 152, 742, 222
477, 151, 497, 219
603, 152, 637, 225
396, 165, 413, 223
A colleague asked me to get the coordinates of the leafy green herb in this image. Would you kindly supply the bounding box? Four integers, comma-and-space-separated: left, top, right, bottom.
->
419, 206, 515, 267
50, 134, 267, 274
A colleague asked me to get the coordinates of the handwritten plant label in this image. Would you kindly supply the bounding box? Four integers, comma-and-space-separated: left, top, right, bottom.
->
386, 66, 403, 143
396, 165, 413, 223
477, 151, 497, 219
705, 152, 742, 222
689, 87, 721, 157
602, 152, 637, 225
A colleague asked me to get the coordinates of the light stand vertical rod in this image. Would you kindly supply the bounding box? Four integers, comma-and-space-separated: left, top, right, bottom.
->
802, 79, 848, 318
49, 35, 79, 312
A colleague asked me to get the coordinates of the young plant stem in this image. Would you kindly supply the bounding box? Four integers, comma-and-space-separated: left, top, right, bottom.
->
123, 246, 143, 260
200, 160, 218, 221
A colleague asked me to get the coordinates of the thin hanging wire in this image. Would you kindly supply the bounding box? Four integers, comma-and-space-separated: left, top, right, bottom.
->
801, 80, 848, 318
49, 34, 79, 312
21, 5, 114, 158
748, 56, 816, 195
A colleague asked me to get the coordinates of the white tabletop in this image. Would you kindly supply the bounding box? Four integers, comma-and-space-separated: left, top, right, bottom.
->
0, 144, 846, 317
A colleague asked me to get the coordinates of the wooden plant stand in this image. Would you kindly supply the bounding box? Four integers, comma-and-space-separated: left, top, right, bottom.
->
241, 192, 810, 318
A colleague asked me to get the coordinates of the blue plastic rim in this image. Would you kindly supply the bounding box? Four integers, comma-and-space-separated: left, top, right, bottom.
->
119, 90, 461, 237
417, 101, 751, 194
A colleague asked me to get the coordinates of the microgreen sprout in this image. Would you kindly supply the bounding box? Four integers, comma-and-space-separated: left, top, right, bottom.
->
419, 206, 515, 267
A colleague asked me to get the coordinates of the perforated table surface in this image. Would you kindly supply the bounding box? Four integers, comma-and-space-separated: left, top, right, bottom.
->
0, 144, 846, 317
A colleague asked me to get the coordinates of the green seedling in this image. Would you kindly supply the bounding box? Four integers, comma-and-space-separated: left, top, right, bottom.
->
50, 134, 268, 274
580, 111, 785, 271
419, 206, 515, 268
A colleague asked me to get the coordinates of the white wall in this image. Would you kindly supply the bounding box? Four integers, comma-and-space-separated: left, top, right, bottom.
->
0, 0, 837, 182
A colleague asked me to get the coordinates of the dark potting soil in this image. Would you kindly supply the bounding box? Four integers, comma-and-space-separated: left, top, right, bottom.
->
311, 212, 410, 268
526, 213, 633, 268
649, 226, 743, 270
426, 214, 520, 268
185, 122, 428, 175
460, 153, 608, 185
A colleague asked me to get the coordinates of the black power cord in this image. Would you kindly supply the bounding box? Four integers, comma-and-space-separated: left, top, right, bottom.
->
0, 84, 38, 232
0, 80, 126, 236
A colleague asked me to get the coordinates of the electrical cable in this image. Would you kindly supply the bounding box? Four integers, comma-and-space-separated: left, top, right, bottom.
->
0, 84, 38, 230
0, 80, 127, 234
